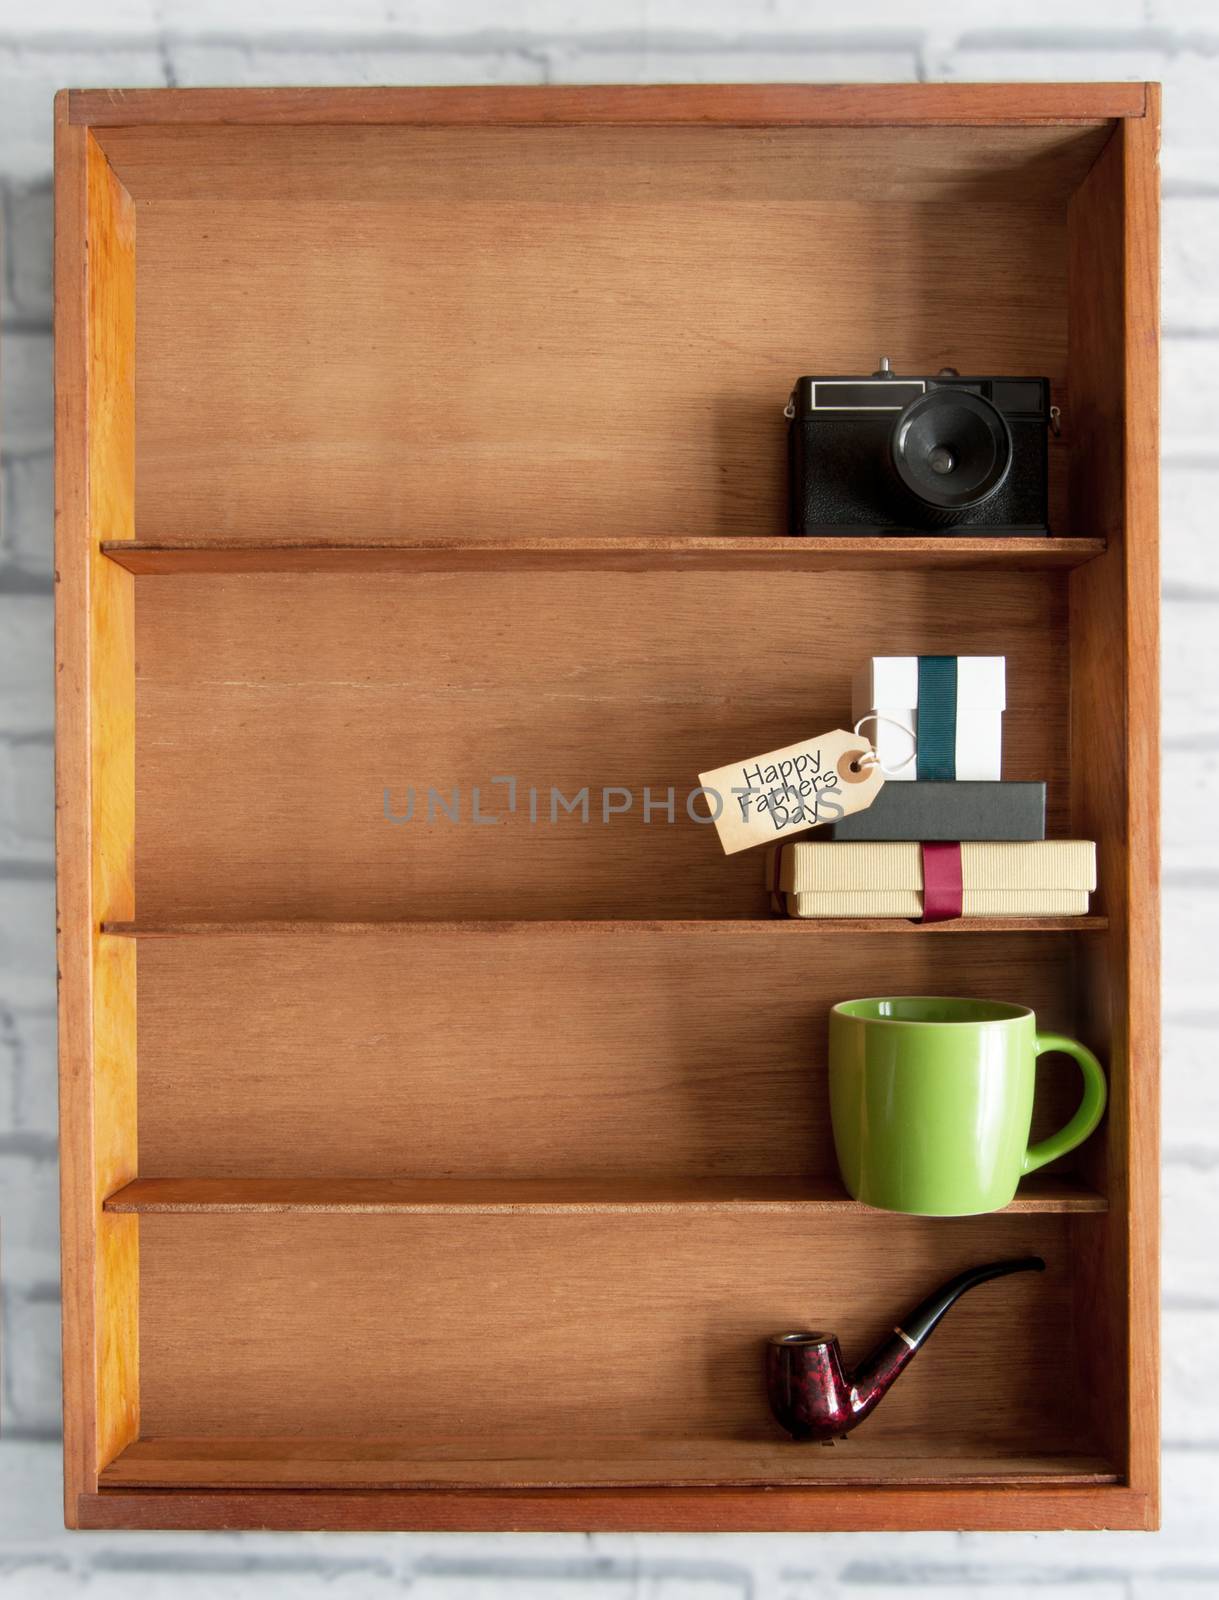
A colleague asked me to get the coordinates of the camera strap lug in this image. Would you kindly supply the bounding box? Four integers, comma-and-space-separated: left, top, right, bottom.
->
784, 394, 796, 420
1049, 404, 1062, 438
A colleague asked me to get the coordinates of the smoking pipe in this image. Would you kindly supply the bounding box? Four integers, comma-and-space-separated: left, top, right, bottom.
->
766, 1256, 1045, 1441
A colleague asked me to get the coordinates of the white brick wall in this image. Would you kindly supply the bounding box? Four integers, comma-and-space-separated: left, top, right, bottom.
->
1, 2, 1216, 1594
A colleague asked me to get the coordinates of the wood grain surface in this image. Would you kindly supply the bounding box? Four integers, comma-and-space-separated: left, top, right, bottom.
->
133, 569, 1070, 920
84, 138, 141, 1494
54, 103, 140, 1516
75, 82, 1147, 128
97, 122, 1115, 202
132, 928, 1083, 1182
102, 536, 1107, 575
1065, 94, 1162, 1519
108, 124, 1073, 542
135, 1210, 1082, 1448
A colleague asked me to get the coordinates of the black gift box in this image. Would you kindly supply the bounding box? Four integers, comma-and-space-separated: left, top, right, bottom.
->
823, 781, 1045, 842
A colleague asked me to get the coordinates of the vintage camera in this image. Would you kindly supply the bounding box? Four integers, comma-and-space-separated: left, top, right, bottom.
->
787, 357, 1051, 535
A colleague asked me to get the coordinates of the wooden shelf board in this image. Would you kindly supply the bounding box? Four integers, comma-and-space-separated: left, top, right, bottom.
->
104, 1174, 1106, 1216
102, 536, 1106, 575
99, 1434, 1119, 1490
102, 916, 1109, 938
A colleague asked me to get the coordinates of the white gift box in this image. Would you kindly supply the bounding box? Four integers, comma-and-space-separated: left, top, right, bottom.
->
851, 656, 1005, 782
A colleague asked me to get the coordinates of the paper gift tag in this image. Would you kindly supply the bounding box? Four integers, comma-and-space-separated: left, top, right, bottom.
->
698, 728, 885, 855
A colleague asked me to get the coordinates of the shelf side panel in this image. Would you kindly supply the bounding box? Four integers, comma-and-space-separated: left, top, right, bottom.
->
1066, 95, 1161, 1510
54, 107, 140, 1514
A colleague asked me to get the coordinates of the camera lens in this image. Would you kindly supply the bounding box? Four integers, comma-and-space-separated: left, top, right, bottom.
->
890, 389, 1012, 525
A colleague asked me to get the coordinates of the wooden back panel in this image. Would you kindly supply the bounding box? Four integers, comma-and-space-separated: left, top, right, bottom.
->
134, 568, 1069, 920
105, 124, 1076, 542
135, 929, 1080, 1180
138, 1210, 1079, 1453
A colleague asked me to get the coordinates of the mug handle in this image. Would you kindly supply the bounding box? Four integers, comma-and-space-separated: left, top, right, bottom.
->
1022, 1033, 1108, 1175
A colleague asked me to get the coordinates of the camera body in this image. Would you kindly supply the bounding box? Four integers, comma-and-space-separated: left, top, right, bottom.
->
788, 360, 1051, 535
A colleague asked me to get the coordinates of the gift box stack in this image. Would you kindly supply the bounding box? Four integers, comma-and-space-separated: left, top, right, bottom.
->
768, 655, 1097, 920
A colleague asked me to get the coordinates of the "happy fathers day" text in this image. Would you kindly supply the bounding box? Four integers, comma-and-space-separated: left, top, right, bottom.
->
737, 746, 845, 833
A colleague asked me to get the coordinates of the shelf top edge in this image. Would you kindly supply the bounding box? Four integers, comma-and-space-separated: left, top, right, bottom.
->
103, 1174, 1108, 1216
99, 537, 1107, 575
66, 83, 1151, 129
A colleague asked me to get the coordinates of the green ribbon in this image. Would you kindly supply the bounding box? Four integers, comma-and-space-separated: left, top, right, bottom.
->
917, 656, 957, 780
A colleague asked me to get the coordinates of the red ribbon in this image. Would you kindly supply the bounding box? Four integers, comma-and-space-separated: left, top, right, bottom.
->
921, 841, 963, 922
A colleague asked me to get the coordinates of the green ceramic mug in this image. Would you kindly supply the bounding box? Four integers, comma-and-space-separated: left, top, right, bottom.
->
829, 997, 1107, 1216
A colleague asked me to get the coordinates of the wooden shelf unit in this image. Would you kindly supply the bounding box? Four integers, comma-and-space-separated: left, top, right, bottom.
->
55, 84, 1159, 1534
